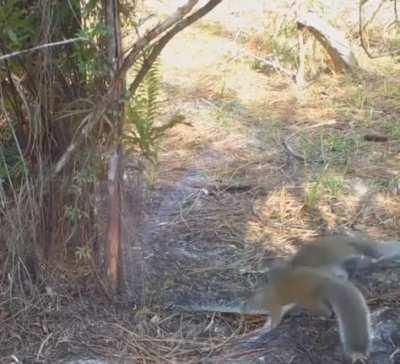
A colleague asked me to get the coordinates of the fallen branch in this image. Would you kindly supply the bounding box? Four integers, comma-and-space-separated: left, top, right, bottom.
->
232, 31, 295, 79
282, 120, 337, 162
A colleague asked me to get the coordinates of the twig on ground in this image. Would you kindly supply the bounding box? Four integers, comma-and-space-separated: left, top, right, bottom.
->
282, 120, 337, 162
36, 333, 53, 361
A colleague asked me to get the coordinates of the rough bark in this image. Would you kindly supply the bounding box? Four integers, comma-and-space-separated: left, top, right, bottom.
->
104, 0, 124, 295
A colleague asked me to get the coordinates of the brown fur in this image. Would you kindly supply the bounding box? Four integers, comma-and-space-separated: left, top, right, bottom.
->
243, 266, 371, 361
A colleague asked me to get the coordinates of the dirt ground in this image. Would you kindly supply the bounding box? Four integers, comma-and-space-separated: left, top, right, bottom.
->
1, 1, 400, 363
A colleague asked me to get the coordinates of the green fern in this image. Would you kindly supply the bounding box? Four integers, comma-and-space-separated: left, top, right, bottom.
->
125, 58, 188, 161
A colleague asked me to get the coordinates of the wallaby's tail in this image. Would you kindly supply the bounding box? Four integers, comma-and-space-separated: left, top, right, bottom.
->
324, 279, 371, 360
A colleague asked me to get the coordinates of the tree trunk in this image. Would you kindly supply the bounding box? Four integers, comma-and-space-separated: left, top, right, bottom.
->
104, 0, 125, 295
106, 151, 122, 295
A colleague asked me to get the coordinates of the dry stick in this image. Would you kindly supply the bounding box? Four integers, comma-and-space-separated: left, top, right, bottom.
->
233, 43, 294, 79
0, 37, 87, 62
230, 28, 294, 78
362, 0, 386, 31
214, 348, 275, 362
36, 333, 53, 361
359, 0, 400, 58
128, 0, 223, 96
115, 323, 218, 347
53, 0, 201, 175
282, 120, 337, 162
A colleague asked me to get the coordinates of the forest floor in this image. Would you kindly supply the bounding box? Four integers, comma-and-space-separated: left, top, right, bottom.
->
2, 1, 400, 363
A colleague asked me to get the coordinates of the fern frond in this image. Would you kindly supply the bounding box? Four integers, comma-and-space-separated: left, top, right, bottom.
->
125, 57, 188, 162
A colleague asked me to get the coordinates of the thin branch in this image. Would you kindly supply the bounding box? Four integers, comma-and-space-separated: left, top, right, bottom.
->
128, 0, 223, 95
0, 37, 87, 62
359, 0, 400, 58
362, 0, 385, 31
234, 46, 294, 79
230, 30, 294, 79
283, 120, 337, 163
118, 0, 200, 80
